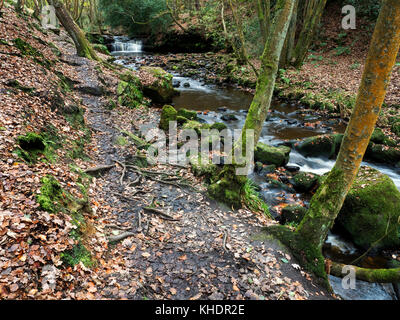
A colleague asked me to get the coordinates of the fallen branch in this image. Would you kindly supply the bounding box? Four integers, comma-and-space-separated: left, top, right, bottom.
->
143, 206, 180, 221
330, 261, 400, 283
115, 160, 127, 185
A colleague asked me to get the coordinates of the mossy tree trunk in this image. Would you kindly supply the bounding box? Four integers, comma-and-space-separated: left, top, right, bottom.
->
292, 0, 326, 68
255, 0, 270, 48
292, 0, 400, 279
49, 0, 99, 60
279, 0, 298, 68
209, 0, 296, 208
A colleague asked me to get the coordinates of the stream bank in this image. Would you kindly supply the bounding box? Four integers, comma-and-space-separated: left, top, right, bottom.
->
109, 36, 400, 300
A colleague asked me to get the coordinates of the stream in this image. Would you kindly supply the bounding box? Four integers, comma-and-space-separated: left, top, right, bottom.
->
110, 37, 400, 300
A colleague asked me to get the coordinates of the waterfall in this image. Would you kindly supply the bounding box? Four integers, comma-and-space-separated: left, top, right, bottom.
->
111, 37, 143, 54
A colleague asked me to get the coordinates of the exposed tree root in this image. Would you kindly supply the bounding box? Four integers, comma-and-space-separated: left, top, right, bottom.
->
330, 261, 400, 283
143, 206, 180, 221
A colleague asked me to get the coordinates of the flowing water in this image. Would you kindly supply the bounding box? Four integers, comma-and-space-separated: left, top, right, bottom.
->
110, 37, 400, 300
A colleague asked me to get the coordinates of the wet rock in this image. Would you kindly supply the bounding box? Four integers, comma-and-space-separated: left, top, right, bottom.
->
172, 80, 181, 88
140, 66, 177, 103
280, 205, 307, 224
337, 166, 400, 250
221, 113, 238, 121
217, 107, 228, 112
285, 165, 300, 173
365, 143, 400, 165
254, 143, 291, 167
183, 82, 190, 88
295, 134, 343, 158
290, 171, 319, 193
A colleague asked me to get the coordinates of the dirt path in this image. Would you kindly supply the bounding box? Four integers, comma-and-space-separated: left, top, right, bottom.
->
53, 32, 335, 300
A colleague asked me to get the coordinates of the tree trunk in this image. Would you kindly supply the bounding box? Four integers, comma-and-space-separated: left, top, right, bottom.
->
271, 0, 400, 284
279, 0, 298, 68
49, 0, 99, 60
292, 0, 326, 68
208, 0, 296, 208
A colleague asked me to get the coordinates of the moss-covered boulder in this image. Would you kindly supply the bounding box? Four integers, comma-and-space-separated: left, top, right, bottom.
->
337, 166, 400, 250
140, 66, 177, 103
365, 143, 400, 165
391, 121, 400, 137
159, 105, 178, 131
117, 72, 143, 108
177, 108, 198, 120
295, 134, 343, 158
92, 44, 110, 55
370, 128, 386, 144
290, 172, 319, 193
15, 132, 54, 164
254, 143, 291, 167
210, 122, 228, 131
281, 205, 307, 224
182, 120, 210, 134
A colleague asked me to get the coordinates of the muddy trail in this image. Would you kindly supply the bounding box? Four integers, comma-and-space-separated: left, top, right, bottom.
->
53, 35, 334, 300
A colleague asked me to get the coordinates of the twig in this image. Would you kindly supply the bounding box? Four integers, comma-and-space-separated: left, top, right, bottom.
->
223, 229, 229, 251
115, 160, 127, 185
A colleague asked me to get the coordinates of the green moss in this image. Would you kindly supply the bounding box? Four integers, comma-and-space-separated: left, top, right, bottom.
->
208, 165, 247, 209
36, 175, 63, 213
182, 120, 211, 135
291, 172, 319, 193
60, 242, 94, 268
177, 115, 189, 125
13, 38, 52, 68
93, 43, 110, 55
160, 105, 178, 131
391, 121, 400, 137
117, 75, 143, 108
295, 134, 343, 158
140, 66, 176, 103
177, 108, 198, 120
15, 131, 57, 164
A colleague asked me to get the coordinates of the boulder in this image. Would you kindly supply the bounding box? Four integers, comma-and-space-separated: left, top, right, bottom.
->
365, 143, 400, 165
221, 113, 238, 121
254, 142, 291, 167
280, 205, 307, 224
177, 108, 198, 120
290, 172, 319, 193
159, 105, 177, 131
210, 122, 228, 131
337, 166, 400, 250
295, 134, 343, 158
140, 66, 177, 103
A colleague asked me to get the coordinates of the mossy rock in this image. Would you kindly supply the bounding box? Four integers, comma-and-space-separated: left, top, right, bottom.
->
281, 205, 307, 224
140, 66, 177, 103
159, 105, 178, 131
337, 166, 400, 250
36, 175, 63, 213
365, 143, 400, 165
295, 134, 343, 158
177, 115, 188, 125
291, 171, 319, 193
210, 122, 228, 131
117, 74, 143, 108
177, 108, 198, 120
254, 142, 291, 167
370, 128, 386, 144
391, 121, 400, 137
182, 120, 210, 135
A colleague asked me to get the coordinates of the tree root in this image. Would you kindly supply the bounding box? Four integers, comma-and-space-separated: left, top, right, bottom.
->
330, 261, 400, 283
84, 164, 115, 175
108, 231, 135, 243
143, 206, 180, 221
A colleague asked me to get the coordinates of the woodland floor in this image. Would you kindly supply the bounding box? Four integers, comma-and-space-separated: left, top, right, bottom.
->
0, 6, 339, 300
